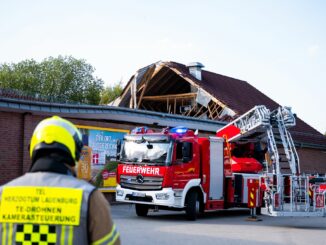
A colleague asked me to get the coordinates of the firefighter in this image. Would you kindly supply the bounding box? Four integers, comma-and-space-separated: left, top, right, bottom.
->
0, 116, 120, 245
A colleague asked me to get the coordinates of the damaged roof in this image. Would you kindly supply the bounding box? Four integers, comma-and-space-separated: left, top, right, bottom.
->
118, 61, 326, 148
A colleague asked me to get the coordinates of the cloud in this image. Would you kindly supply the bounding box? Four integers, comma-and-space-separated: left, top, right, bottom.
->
307, 44, 320, 57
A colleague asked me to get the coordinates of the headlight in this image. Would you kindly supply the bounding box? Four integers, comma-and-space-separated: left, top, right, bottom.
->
156, 193, 170, 200
116, 190, 124, 196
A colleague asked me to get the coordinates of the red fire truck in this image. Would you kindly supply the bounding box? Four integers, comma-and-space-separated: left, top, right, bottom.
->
116, 105, 326, 220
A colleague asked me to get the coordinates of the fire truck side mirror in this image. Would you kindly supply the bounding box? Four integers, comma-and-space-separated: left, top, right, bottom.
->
182, 142, 192, 163
116, 139, 121, 160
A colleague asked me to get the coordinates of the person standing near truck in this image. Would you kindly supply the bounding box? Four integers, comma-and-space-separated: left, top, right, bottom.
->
0, 116, 120, 245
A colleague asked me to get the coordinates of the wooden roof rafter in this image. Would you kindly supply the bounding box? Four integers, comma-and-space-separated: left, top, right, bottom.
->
136, 65, 157, 108
141, 92, 197, 102
165, 64, 228, 111
118, 63, 163, 109
144, 68, 180, 95
138, 64, 169, 94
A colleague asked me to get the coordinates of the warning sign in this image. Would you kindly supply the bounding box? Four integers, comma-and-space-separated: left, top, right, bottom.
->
0, 187, 83, 226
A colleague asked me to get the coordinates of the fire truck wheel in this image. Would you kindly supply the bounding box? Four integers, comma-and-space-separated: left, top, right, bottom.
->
135, 204, 149, 217
185, 191, 200, 221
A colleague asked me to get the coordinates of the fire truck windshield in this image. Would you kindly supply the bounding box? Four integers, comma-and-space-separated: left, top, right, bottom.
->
120, 135, 172, 165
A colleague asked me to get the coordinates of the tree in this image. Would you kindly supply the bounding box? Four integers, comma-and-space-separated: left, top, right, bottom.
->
100, 81, 123, 105
0, 56, 104, 104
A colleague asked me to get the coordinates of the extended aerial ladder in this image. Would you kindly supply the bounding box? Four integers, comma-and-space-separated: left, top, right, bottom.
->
216, 105, 326, 216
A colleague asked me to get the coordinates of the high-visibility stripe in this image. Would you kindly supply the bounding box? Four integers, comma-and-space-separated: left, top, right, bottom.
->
109, 230, 120, 245
2, 223, 7, 245
60, 225, 74, 245
250, 192, 254, 199
91, 224, 119, 245
61, 225, 66, 245
68, 225, 74, 245
8, 223, 13, 245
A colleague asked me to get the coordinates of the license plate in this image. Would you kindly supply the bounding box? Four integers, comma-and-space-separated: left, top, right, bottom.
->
132, 192, 146, 197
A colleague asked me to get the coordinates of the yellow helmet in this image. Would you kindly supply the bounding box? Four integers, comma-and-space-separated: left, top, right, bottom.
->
30, 116, 83, 165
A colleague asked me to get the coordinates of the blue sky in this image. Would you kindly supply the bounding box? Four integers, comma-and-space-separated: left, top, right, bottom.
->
0, 0, 325, 133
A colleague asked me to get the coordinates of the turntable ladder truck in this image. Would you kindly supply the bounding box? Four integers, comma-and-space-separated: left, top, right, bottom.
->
116, 105, 326, 219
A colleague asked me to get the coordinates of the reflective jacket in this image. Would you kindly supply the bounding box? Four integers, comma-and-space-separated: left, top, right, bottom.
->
0, 172, 95, 245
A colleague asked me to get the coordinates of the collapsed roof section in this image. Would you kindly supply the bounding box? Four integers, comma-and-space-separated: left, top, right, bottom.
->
116, 61, 326, 148
116, 61, 236, 121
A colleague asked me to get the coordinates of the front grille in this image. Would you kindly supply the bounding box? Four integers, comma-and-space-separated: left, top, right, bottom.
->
120, 175, 163, 190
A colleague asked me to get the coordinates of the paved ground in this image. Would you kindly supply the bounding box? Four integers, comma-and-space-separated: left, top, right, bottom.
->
111, 204, 326, 245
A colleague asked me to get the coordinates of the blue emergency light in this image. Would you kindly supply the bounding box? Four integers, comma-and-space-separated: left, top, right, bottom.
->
170, 126, 188, 134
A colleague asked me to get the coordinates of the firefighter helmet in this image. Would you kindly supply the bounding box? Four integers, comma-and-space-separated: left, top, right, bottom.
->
29, 116, 83, 165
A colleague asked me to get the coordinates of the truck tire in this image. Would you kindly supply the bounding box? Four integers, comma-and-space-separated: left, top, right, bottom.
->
185, 191, 200, 221
135, 204, 149, 217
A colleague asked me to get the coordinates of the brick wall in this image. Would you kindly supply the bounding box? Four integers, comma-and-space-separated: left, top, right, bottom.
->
0, 112, 24, 184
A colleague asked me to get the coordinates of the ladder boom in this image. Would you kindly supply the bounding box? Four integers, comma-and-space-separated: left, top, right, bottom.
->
216, 105, 299, 175
217, 105, 325, 217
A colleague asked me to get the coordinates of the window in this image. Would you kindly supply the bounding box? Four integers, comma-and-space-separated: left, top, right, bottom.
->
176, 142, 183, 161
176, 141, 193, 162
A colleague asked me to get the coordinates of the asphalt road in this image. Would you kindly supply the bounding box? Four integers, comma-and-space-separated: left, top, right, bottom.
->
111, 204, 326, 245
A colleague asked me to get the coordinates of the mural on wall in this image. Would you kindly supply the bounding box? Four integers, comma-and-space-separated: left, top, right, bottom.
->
76, 125, 129, 191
